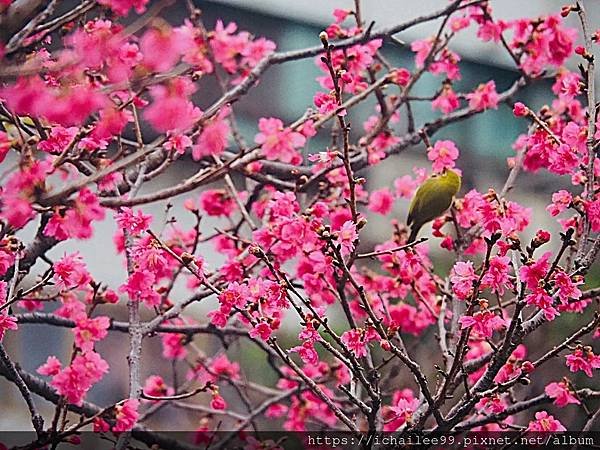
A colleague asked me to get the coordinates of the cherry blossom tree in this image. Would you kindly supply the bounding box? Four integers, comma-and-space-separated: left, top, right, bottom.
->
0, 0, 599, 448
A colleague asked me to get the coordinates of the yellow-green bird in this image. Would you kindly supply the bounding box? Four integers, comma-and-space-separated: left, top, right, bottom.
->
407, 168, 461, 243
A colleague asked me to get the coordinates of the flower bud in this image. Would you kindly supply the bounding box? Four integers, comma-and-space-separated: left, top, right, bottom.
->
319, 31, 329, 47
560, 5, 574, 17
532, 229, 551, 247
574, 46, 593, 61
512, 102, 528, 117
389, 68, 411, 86
522, 361, 535, 374
340, 71, 353, 84
249, 245, 263, 256
180, 252, 195, 265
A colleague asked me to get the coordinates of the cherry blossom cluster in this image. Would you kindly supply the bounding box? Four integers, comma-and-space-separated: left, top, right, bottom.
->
0, 0, 599, 447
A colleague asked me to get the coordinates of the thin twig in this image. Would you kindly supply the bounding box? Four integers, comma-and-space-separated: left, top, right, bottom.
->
0, 342, 44, 436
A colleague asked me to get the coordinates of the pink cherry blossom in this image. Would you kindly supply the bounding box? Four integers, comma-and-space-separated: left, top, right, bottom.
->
0, 130, 11, 163
585, 198, 600, 232
519, 251, 551, 289
427, 140, 459, 172
494, 361, 522, 384
0, 77, 107, 127
115, 207, 152, 236
466, 80, 499, 111
73, 316, 110, 352
383, 389, 419, 431
548, 143, 579, 175
193, 107, 231, 160
332, 8, 350, 23
546, 190, 572, 216
554, 271, 582, 304
265, 404, 288, 418
92, 107, 132, 140
459, 311, 506, 338
53, 253, 92, 291
430, 48, 461, 80
164, 133, 193, 155
161, 332, 187, 360
38, 126, 78, 154
241, 38, 276, 68
51, 351, 109, 405
516, 15, 576, 75
113, 399, 139, 432
411, 38, 433, 68
565, 347, 600, 377
481, 256, 512, 295
0, 311, 18, 341
143, 78, 201, 133
199, 189, 237, 217
314, 91, 343, 116
254, 118, 306, 164
368, 188, 394, 215
209, 20, 248, 73
249, 321, 273, 341
513, 102, 528, 117
0, 160, 51, 229
387, 396, 419, 429
394, 175, 418, 199
140, 24, 189, 73
337, 220, 358, 256
476, 394, 506, 414
55, 293, 87, 321
308, 150, 338, 172
450, 16, 470, 32
119, 270, 159, 307
528, 411, 566, 432
552, 71, 582, 99
545, 380, 580, 407
206, 354, 240, 382
44, 188, 105, 241
37, 356, 62, 377
210, 393, 227, 410
210, 20, 275, 77
97, 0, 148, 16
290, 341, 319, 365
341, 327, 379, 358
451, 261, 477, 300
207, 310, 229, 328
143, 375, 172, 398
432, 85, 460, 114
525, 288, 559, 321
477, 19, 508, 43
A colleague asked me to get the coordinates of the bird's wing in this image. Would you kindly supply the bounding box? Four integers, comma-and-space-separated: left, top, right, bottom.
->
408, 177, 456, 228
407, 178, 433, 226
407, 185, 422, 226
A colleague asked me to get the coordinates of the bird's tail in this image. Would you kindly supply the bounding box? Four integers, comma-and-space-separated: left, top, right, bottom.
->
407, 225, 420, 244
